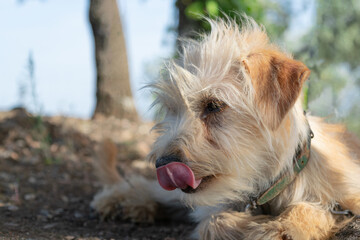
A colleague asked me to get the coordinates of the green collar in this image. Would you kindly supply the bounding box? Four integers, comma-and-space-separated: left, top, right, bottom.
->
247, 126, 313, 210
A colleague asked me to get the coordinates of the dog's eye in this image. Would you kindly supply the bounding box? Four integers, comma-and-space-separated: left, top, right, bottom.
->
204, 100, 226, 115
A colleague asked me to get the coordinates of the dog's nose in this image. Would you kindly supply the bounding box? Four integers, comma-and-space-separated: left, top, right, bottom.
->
155, 155, 182, 168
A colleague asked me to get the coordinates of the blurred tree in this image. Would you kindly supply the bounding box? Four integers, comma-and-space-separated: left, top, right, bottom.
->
89, 0, 137, 120
314, 0, 360, 68
175, 0, 290, 42
296, 0, 360, 135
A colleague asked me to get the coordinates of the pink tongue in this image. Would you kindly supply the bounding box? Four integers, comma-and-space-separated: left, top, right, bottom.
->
156, 162, 202, 191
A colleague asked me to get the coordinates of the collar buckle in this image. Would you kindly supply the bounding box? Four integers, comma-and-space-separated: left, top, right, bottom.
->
330, 203, 354, 217
245, 199, 258, 212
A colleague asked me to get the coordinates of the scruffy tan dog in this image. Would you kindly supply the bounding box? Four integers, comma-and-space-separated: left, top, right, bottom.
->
91, 17, 360, 240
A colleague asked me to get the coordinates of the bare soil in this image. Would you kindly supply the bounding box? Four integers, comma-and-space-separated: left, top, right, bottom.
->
0, 108, 358, 240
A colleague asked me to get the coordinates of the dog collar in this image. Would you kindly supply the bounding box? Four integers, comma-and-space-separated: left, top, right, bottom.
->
246, 120, 313, 210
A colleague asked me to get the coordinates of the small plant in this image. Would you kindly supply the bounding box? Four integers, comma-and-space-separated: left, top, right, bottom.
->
32, 115, 59, 165
20, 51, 58, 165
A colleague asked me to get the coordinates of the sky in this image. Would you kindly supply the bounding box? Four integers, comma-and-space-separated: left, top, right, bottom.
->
1, 0, 95, 117
0, 0, 175, 119
0, 0, 313, 120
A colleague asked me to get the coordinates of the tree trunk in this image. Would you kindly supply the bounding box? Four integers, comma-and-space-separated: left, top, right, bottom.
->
175, 0, 201, 47
89, 0, 137, 120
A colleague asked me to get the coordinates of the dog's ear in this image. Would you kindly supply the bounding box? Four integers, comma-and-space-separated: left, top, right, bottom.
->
242, 49, 310, 129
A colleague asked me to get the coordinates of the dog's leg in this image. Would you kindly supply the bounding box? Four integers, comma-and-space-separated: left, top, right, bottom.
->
258, 202, 336, 240
338, 190, 360, 215
326, 161, 360, 215
92, 139, 186, 222
91, 175, 158, 222
91, 175, 185, 222
196, 210, 275, 240
196, 202, 336, 240
337, 167, 360, 215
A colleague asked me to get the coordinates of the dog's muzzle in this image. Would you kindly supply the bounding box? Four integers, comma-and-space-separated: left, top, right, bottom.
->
155, 155, 181, 168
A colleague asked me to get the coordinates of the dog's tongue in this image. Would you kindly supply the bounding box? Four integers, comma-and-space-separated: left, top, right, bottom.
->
156, 162, 202, 191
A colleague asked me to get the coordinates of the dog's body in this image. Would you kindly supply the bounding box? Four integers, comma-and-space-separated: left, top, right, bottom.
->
92, 17, 360, 240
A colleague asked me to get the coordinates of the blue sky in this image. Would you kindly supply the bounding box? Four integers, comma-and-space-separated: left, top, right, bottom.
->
0, 0, 175, 119
1, 0, 95, 117
0, 0, 313, 119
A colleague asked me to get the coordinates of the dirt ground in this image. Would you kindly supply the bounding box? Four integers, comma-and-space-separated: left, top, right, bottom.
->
0, 108, 359, 240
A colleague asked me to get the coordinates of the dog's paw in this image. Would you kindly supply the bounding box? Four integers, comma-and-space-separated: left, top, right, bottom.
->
91, 184, 126, 220
245, 221, 292, 240
197, 211, 296, 240
121, 197, 157, 223
91, 179, 158, 222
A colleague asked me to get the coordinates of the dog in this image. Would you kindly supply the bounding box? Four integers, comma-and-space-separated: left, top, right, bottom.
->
91, 17, 360, 240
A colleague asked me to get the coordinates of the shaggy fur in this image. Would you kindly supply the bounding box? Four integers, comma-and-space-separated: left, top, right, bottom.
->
91, 17, 360, 240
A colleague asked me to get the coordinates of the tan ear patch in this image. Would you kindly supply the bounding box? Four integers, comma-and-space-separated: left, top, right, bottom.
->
243, 49, 310, 129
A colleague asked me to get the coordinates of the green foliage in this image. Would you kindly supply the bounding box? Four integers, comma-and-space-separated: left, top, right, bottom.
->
295, 0, 360, 136
314, 0, 360, 68
185, 1, 204, 20
32, 115, 59, 165
179, 0, 290, 38
344, 104, 360, 135
302, 83, 309, 110
20, 51, 59, 164
206, 0, 219, 17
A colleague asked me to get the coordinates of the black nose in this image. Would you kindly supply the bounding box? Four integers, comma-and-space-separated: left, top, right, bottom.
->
155, 155, 182, 168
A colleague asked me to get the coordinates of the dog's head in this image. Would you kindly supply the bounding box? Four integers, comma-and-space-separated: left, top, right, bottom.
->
147, 17, 310, 206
